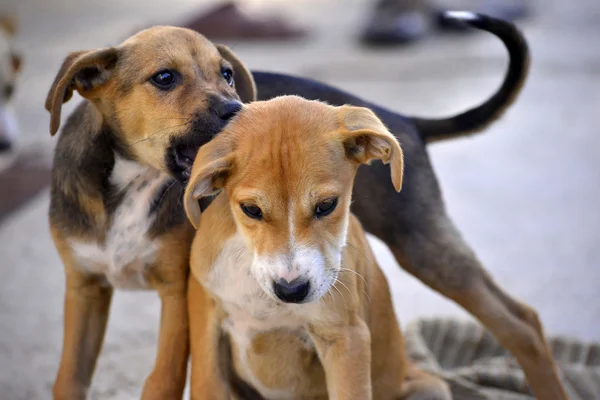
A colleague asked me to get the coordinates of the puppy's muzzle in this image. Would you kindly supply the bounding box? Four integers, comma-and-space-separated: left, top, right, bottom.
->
169, 99, 242, 182
273, 279, 311, 304
214, 100, 242, 121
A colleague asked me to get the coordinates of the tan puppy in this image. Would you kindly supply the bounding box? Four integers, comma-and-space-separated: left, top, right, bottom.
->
184, 96, 451, 399
46, 26, 255, 399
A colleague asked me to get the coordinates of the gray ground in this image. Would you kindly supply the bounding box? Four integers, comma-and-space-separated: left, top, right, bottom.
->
0, 0, 599, 398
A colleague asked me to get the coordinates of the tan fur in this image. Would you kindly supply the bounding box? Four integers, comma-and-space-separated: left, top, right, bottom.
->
47, 26, 255, 399
185, 96, 451, 399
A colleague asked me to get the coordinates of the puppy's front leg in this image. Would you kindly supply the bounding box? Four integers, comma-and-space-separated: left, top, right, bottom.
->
141, 283, 189, 400
188, 274, 231, 399
52, 232, 113, 400
53, 269, 113, 400
309, 318, 372, 400
141, 233, 193, 400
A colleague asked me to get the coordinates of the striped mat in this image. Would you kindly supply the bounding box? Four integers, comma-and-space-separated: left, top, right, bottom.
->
405, 319, 600, 400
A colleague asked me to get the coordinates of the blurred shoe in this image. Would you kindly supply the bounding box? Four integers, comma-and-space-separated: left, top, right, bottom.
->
360, 0, 433, 46
361, 0, 530, 46
182, 1, 307, 41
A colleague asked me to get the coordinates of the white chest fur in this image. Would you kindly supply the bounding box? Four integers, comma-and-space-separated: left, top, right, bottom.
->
69, 157, 171, 289
207, 235, 307, 336
205, 235, 319, 398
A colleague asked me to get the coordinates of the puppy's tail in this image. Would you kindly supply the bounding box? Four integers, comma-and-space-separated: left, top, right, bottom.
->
411, 11, 530, 143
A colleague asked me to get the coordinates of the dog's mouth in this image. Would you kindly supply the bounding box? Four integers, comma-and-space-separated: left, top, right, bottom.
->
166, 131, 215, 183
172, 144, 198, 181
166, 110, 235, 182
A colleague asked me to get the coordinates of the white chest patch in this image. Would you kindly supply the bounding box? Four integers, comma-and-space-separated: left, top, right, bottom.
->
207, 235, 307, 337
69, 157, 171, 289
205, 235, 319, 398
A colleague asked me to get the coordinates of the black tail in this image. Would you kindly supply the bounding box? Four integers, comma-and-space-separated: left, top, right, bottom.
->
411, 11, 530, 143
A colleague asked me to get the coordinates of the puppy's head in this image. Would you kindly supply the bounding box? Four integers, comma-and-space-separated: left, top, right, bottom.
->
0, 16, 22, 160
184, 96, 403, 304
45, 26, 256, 181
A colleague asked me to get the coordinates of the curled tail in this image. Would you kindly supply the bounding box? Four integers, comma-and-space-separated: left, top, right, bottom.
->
412, 11, 530, 143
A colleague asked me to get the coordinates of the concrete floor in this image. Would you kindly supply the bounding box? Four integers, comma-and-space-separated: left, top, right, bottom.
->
1, 0, 599, 398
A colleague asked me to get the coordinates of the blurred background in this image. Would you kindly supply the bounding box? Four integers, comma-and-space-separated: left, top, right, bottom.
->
0, 0, 599, 398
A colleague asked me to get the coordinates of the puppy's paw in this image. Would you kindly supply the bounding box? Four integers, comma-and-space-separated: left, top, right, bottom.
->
141, 375, 185, 400
402, 383, 453, 400
401, 368, 453, 400
52, 383, 87, 400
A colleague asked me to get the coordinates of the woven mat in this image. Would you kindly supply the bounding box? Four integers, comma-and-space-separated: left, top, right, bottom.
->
405, 319, 600, 400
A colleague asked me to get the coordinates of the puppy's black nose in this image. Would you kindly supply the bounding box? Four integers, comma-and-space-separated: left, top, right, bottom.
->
215, 100, 242, 121
273, 279, 310, 303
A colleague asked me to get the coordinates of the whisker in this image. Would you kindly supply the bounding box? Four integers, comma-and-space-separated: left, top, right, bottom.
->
154, 180, 177, 213
344, 242, 372, 266
115, 107, 194, 122
327, 285, 337, 303
232, 245, 248, 263
339, 266, 372, 302
337, 279, 356, 306
339, 267, 368, 286
127, 122, 192, 148
332, 282, 348, 315
149, 117, 190, 121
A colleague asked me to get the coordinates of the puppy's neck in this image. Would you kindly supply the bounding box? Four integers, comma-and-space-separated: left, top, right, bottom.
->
50, 101, 185, 241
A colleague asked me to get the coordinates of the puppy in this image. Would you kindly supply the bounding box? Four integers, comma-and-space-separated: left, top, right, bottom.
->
48, 12, 567, 399
184, 96, 452, 399
253, 14, 568, 400
0, 16, 21, 169
46, 26, 255, 399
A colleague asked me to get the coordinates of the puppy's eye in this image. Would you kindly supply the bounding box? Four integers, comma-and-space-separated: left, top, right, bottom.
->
221, 67, 234, 87
150, 70, 177, 90
315, 198, 338, 218
241, 203, 262, 220
4, 84, 14, 99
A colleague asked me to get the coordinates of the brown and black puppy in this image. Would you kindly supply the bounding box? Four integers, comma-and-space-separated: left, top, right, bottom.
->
254, 12, 568, 400
46, 26, 255, 399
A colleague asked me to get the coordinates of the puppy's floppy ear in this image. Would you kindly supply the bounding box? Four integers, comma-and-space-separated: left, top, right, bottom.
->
216, 44, 256, 103
45, 48, 118, 136
184, 136, 235, 229
338, 106, 404, 192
